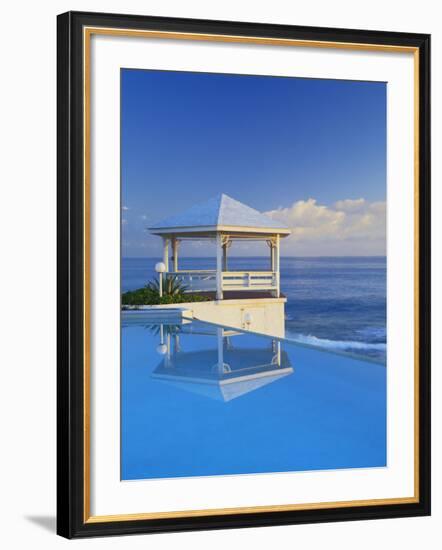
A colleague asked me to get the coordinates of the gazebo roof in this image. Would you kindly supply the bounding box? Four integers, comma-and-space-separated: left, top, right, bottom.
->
149, 193, 290, 237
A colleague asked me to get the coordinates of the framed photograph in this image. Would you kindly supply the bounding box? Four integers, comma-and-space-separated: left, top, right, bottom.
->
57, 11, 431, 538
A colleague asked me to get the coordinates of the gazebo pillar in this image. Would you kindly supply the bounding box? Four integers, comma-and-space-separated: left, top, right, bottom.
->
172, 238, 179, 272
217, 327, 224, 374
275, 234, 280, 298
269, 241, 275, 271
216, 233, 223, 300
222, 243, 228, 271
162, 238, 169, 273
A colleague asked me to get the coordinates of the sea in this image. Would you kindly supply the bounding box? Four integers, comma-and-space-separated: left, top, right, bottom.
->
122, 256, 387, 364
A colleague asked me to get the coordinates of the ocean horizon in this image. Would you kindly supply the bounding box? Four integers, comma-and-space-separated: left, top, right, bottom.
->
122, 256, 386, 363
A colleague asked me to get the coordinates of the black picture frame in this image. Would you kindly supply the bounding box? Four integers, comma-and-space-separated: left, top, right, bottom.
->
57, 10, 431, 539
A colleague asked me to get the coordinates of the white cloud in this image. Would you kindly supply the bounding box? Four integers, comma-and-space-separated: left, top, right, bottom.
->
265, 197, 386, 256
122, 205, 129, 211
333, 198, 366, 212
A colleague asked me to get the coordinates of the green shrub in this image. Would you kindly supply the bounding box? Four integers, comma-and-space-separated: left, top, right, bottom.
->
121, 275, 210, 306
147, 275, 188, 296
121, 286, 158, 305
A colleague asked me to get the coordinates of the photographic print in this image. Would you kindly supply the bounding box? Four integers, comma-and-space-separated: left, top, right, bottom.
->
120, 69, 387, 480
57, 12, 430, 537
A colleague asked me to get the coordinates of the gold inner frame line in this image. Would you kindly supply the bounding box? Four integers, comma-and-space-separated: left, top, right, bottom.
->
82, 26, 420, 524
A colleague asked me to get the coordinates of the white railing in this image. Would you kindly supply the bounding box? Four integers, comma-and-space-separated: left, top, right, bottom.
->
222, 271, 277, 291
169, 271, 277, 293
171, 271, 217, 292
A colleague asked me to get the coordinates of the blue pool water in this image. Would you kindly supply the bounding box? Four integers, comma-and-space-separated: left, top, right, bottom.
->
121, 316, 386, 480
122, 256, 387, 363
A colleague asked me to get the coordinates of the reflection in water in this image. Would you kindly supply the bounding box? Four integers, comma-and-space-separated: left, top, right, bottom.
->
151, 324, 294, 402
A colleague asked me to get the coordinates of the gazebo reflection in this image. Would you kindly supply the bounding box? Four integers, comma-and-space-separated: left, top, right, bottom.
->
151, 324, 294, 402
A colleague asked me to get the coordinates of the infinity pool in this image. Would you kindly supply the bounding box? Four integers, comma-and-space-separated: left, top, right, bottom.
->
121, 314, 386, 480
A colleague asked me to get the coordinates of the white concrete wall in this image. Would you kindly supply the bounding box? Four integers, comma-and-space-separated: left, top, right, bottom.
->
134, 298, 286, 338
190, 298, 286, 338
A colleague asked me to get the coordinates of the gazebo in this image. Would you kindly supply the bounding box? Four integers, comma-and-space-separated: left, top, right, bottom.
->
148, 194, 290, 300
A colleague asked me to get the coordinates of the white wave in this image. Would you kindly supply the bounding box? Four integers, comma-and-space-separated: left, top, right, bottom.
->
288, 333, 386, 351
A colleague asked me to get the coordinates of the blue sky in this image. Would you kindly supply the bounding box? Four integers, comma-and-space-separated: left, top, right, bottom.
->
121, 69, 386, 257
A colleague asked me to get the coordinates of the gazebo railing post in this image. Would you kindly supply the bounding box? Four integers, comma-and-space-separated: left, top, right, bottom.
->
216, 233, 223, 300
